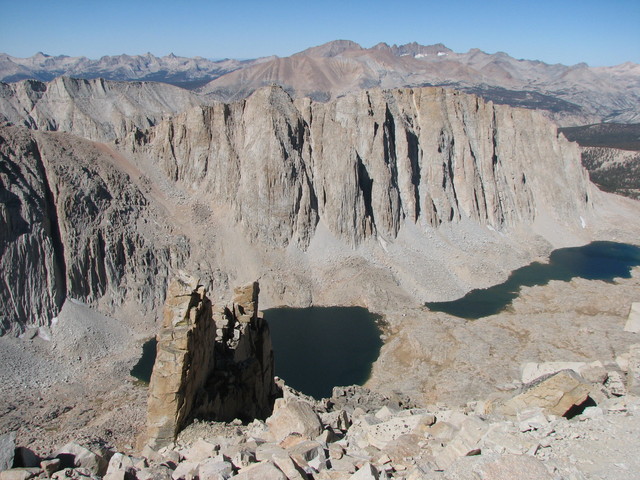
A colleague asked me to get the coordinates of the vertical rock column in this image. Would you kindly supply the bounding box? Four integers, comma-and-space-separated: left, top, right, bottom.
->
194, 282, 279, 423
144, 277, 279, 449
144, 274, 215, 448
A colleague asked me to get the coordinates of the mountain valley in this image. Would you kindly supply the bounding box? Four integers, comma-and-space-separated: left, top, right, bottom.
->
1, 39, 640, 479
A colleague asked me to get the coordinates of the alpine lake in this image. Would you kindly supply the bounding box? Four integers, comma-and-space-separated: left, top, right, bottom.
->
133, 241, 640, 400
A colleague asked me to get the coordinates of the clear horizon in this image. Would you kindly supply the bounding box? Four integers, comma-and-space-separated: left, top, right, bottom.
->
1, 0, 638, 67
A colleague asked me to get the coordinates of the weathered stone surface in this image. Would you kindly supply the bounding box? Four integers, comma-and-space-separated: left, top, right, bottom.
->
220, 445, 256, 469
428, 422, 459, 443
0, 126, 187, 336
624, 303, 640, 333
0, 77, 202, 142
144, 274, 216, 448
40, 458, 61, 477
102, 471, 128, 480
604, 371, 627, 396
480, 424, 539, 456
516, 407, 549, 432
54, 442, 109, 476
136, 86, 592, 251
0, 432, 16, 472
0, 468, 42, 480
382, 434, 424, 464
272, 452, 308, 480
444, 454, 553, 480
501, 370, 592, 417
1, 82, 606, 337
144, 278, 278, 448
348, 462, 381, 480
52, 467, 102, 479
105, 453, 137, 479
320, 410, 351, 432
136, 466, 173, 480
520, 361, 606, 384
197, 457, 234, 480
626, 344, 640, 395
266, 399, 323, 443
171, 461, 199, 480
364, 415, 424, 450
182, 439, 218, 463
234, 461, 287, 480
436, 417, 489, 470
287, 440, 327, 473
255, 444, 286, 462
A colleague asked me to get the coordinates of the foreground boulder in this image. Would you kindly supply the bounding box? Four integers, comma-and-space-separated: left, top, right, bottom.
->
499, 370, 592, 417
54, 442, 110, 477
0, 432, 16, 472
265, 399, 323, 443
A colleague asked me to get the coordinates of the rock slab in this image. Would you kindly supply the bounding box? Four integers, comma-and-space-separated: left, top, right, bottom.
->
624, 303, 640, 333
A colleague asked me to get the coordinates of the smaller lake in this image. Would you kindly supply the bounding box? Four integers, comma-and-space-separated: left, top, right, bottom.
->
263, 306, 383, 400
426, 241, 640, 319
130, 337, 157, 383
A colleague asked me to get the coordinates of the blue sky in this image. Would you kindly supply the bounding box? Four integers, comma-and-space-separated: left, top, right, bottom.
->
1, 0, 638, 66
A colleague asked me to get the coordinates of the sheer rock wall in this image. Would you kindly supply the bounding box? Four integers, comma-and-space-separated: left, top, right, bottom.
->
132, 86, 594, 249
0, 125, 188, 335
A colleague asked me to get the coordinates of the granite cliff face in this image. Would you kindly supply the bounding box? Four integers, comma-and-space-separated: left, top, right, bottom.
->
0, 84, 617, 335
0, 126, 188, 335
132, 86, 593, 248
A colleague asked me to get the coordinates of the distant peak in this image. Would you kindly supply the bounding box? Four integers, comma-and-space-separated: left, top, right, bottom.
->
570, 62, 589, 69
389, 42, 452, 57
295, 40, 362, 58
372, 42, 391, 50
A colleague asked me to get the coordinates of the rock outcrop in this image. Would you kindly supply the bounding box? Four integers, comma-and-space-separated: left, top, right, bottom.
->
0, 84, 631, 334
144, 276, 278, 449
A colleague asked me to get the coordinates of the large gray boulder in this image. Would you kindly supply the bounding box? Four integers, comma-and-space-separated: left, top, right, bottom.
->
0, 432, 16, 472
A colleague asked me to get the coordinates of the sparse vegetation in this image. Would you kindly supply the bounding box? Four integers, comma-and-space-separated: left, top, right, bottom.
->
560, 123, 640, 151
581, 147, 640, 199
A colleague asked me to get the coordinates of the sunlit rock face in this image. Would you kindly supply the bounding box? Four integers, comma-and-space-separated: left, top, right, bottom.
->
135, 86, 592, 248
144, 277, 278, 449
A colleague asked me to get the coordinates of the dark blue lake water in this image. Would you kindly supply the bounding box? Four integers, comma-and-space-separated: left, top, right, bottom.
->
426, 241, 640, 319
263, 306, 383, 400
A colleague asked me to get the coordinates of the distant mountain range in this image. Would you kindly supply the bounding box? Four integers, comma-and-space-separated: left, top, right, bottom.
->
2, 40, 640, 125
0, 51, 273, 89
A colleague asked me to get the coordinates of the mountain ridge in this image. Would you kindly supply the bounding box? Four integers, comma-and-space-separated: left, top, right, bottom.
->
3, 40, 639, 126
5, 84, 632, 336
0, 51, 273, 89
